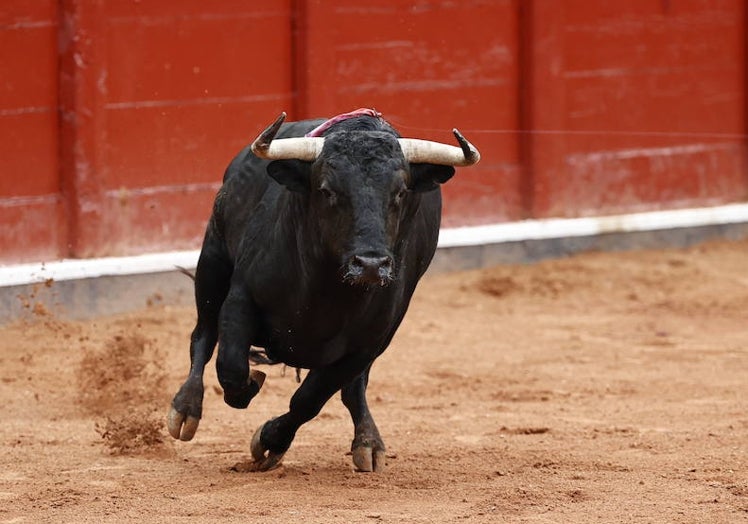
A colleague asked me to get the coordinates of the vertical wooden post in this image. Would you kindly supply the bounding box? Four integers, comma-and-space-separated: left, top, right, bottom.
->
58, 0, 107, 258
517, 0, 533, 220
290, 0, 308, 120
518, 0, 567, 219
291, 0, 338, 119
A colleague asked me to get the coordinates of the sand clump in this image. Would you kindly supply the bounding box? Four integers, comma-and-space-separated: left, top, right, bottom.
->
78, 332, 171, 455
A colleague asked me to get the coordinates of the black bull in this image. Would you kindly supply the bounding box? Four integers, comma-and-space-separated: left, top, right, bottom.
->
167, 111, 480, 472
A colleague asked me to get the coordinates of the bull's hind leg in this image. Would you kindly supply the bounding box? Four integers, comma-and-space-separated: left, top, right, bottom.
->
168, 231, 231, 441
341, 366, 386, 472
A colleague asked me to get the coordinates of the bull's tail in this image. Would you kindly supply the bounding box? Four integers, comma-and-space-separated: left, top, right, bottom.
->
175, 265, 196, 280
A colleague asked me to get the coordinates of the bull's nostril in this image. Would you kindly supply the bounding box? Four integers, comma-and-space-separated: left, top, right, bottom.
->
352, 255, 392, 271
347, 255, 394, 285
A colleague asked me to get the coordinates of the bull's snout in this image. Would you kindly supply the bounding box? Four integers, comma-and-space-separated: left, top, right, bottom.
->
345, 254, 394, 286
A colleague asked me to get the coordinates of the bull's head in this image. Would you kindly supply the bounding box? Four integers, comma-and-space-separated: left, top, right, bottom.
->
251, 112, 480, 287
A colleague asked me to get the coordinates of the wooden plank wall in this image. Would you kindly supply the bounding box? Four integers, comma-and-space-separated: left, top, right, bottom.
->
527, 0, 747, 218
0, 0, 746, 263
296, 0, 523, 227
0, 1, 64, 261
58, 0, 294, 258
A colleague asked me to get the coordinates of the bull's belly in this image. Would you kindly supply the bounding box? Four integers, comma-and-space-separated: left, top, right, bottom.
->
262, 335, 352, 369
255, 304, 399, 369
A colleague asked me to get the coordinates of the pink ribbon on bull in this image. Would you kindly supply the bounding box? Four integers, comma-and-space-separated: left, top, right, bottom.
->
305, 108, 383, 137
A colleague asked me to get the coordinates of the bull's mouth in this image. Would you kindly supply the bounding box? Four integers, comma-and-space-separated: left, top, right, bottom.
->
342, 254, 394, 287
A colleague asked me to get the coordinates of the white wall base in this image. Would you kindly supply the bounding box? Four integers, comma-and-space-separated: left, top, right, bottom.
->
2, 202, 748, 288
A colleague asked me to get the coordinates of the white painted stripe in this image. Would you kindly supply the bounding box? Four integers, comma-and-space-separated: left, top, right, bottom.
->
1, 202, 748, 288
565, 142, 735, 163
437, 203, 748, 248
0, 251, 201, 288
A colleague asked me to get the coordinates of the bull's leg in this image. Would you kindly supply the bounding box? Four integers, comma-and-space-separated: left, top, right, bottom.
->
215, 285, 264, 409
341, 366, 386, 472
168, 234, 231, 441
250, 355, 374, 471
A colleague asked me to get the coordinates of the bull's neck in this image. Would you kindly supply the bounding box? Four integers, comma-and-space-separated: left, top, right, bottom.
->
279, 192, 332, 280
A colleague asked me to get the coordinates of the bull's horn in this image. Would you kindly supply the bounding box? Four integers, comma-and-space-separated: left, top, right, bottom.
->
251, 112, 324, 161
398, 129, 480, 166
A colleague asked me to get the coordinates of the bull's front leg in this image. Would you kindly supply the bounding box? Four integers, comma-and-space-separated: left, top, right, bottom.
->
341, 365, 386, 472
216, 286, 265, 409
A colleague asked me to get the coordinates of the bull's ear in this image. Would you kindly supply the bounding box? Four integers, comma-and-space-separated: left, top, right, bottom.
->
408, 164, 456, 192
266, 159, 311, 193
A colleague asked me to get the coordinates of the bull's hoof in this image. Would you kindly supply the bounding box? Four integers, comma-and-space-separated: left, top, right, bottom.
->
167, 379, 204, 441
249, 422, 286, 471
352, 444, 386, 473
167, 404, 200, 441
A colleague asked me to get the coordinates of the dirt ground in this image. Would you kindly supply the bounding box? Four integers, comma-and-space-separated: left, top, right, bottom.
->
1, 239, 746, 523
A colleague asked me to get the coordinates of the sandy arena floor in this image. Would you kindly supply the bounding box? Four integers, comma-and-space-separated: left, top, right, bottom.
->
1, 239, 746, 523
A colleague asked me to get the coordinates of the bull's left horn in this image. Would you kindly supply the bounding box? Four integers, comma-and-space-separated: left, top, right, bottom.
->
251, 112, 324, 161
398, 129, 480, 166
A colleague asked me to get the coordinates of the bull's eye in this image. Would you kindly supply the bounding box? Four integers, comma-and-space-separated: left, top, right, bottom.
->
318, 185, 337, 206
393, 187, 408, 206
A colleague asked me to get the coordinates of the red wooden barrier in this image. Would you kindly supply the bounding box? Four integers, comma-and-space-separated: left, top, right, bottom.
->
0, 0, 746, 263
58, 0, 294, 258
0, 1, 64, 262
527, 0, 748, 218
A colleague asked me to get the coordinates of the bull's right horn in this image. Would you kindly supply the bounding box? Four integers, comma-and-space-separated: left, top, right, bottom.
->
251, 112, 324, 161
